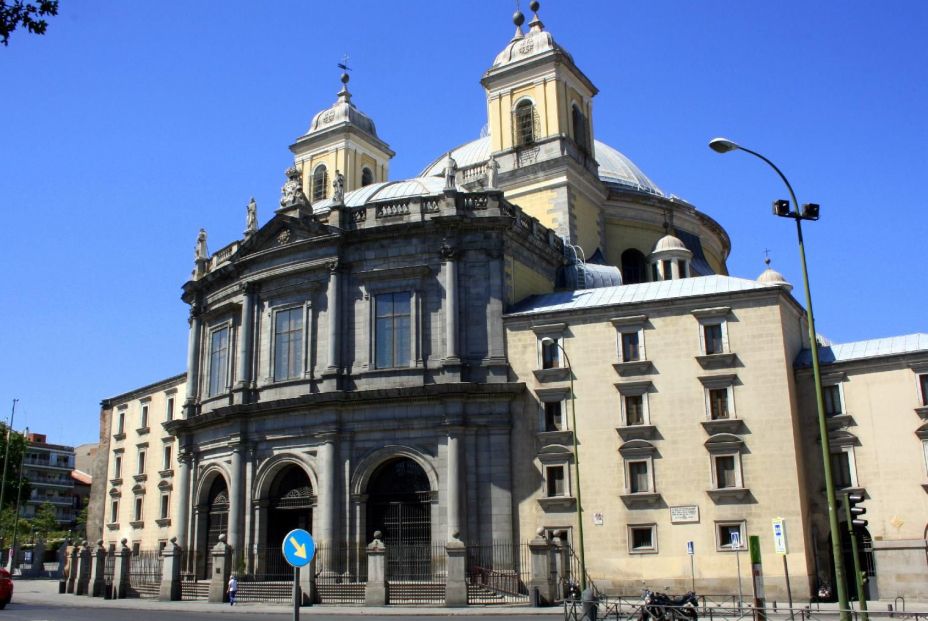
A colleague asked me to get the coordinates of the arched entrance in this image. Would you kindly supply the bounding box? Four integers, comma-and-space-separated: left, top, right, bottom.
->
366, 457, 432, 580
621, 249, 647, 284
260, 465, 313, 579
200, 476, 228, 578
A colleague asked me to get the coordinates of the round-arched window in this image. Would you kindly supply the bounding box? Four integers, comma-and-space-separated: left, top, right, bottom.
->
312, 165, 328, 202
361, 167, 374, 187
514, 100, 535, 146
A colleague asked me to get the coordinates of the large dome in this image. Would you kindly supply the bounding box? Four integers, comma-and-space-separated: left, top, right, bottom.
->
418, 136, 664, 197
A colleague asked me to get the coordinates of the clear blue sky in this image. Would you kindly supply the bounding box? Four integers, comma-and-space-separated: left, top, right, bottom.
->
2, 1, 926, 447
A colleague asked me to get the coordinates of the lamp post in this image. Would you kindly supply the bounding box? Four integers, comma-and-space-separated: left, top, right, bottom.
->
709, 137, 849, 620
540, 337, 587, 592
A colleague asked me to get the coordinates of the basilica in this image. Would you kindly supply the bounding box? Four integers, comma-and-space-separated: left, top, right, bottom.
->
90, 3, 928, 602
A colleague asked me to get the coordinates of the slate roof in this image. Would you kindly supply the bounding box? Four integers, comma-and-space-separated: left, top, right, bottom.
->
795, 334, 928, 367
506, 275, 784, 316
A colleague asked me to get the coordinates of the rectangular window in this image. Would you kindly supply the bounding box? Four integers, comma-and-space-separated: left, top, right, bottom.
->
541, 338, 560, 369
709, 388, 730, 420
546, 465, 566, 497
624, 395, 645, 426
137, 450, 146, 475
140, 404, 149, 429
628, 461, 651, 493
628, 525, 656, 553
114, 455, 122, 479
714, 455, 737, 488
162, 445, 172, 470
704, 324, 724, 354
621, 332, 640, 362
134, 497, 143, 522
117, 411, 125, 434
544, 401, 564, 432
274, 307, 304, 381
920, 374, 928, 406
662, 259, 673, 280
717, 521, 746, 550
678, 259, 688, 278
110, 500, 119, 523
208, 326, 230, 397
160, 494, 170, 520
375, 292, 411, 369
165, 397, 175, 422
651, 264, 659, 282
132, 542, 140, 556
831, 450, 854, 489
823, 384, 843, 416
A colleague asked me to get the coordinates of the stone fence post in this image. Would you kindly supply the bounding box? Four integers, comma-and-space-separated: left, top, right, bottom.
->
208, 534, 231, 603
75, 541, 91, 595
300, 555, 315, 605
445, 532, 467, 607
364, 531, 387, 606
27, 539, 46, 578
159, 537, 182, 601
57, 543, 68, 592
89, 540, 106, 597
111, 539, 131, 599
528, 528, 557, 605
66, 545, 79, 593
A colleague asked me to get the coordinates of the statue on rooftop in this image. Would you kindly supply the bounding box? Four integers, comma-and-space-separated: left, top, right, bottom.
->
333, 169, 345, 204
245, 197, 258, 237
444, 152, 457, 190
486, 153, 499, 189
195, 228, 208, 262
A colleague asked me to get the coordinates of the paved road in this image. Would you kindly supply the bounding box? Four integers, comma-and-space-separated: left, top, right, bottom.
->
0, 601, 560, 621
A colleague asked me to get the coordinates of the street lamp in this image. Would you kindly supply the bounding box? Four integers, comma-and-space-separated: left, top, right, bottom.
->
709, 137, 850, 619
540, 336, 587, 593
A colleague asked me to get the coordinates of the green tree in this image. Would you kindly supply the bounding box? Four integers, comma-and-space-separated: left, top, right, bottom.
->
0, 1, 59, 46
32, 502, 58, 538
0, 425, 30, 512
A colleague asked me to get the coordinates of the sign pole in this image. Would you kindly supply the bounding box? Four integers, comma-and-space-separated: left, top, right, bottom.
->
293, 566, 300, 621
772, 518, 792, 620
687, 541, 695, 592
783, 555, 794, 620
732, 532, 744, 614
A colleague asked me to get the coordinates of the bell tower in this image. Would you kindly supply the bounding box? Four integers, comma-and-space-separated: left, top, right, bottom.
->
480, 1, 604, 254
289, 69, 394, 203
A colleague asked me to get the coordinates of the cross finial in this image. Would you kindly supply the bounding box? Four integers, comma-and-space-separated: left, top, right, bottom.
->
337, 53, 351, 73
764, 248, 771, 266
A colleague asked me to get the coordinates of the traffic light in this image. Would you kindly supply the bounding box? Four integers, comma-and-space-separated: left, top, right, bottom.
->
847, 493, 868, 528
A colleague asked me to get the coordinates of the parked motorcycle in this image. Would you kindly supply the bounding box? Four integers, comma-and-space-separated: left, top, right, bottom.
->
638, 589, 699, 621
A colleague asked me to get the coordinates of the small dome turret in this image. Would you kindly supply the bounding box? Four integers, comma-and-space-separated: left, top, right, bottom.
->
648, 232, 692, 281
757, 258, 792, 291
305, 72, 378, 139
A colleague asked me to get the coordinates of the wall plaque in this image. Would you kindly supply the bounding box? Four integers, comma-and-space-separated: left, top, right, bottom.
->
670, 505, 700, 524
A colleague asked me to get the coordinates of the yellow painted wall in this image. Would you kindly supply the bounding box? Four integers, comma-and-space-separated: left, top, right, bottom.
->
509, 188, 559, 231
302, 151, 340, 201
510, 258, 555, 305
604, 221, 663, 268
572, 192, 601, 257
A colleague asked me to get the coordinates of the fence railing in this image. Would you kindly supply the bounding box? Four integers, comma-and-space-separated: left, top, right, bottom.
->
314, 543, 367, 605
127, 550, 162, 598
385, 543, 447, 606
466, 542, 530, 604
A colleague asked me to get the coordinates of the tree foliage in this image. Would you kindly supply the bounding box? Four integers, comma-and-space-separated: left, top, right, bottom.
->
32, 502, 59, 537
0, 424, 30, 511
1, 0, 59, 46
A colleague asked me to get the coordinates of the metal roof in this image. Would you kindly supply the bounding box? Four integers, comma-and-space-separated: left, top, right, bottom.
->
507, 275, 784, 316
795, 333, 928, 367
313, 176, 448, 213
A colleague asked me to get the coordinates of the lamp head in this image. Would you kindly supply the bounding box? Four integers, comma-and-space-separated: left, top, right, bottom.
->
773, 199, 792, 218
801, 203, 820, 220
709, 137, 739, 154
540, 336, 555, 347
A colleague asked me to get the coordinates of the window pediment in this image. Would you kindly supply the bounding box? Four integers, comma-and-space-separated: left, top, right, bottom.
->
704, 433, 744, 453
610, 315, 648, 328
615, 380, 652, 396
531, 323, 567, 337
916, 423, 928, 440
691, 306, 731, 319
619, 439, 657, 458
698, 374, 738, 389
828, 430, 860, 448
536, 387, 570, 402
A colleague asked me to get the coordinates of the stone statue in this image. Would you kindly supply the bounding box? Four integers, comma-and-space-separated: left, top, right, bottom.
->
486, 153, 499, 189
444, 152, 457, 190
279, 165, 308, 209
333, 169, 345, 204
195, 228, 208, 261
244, 197, 257, 236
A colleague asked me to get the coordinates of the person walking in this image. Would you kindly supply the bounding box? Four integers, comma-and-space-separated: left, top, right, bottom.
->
227, 574, 238, 606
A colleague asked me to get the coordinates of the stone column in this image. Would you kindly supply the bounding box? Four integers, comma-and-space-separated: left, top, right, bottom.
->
228, 440, 244, 563
447, 430, 462, 540
174, 448, 191, 550
442, 245, 459, 363
89, 540, 106, 597
317, 433, 336, 573
445, 533, 467, 607
208, 534, 231, 603
528, 529, 557, 606
75, 543, 91, 595
235, 283, 255, 394
243, 445, 256, 575
325, 261, 340, 373
184, 307, 202, 414
66, 545, 79, 593
364, 532, 387, 606
111, 539, 131, 600
158, 537, 182, 601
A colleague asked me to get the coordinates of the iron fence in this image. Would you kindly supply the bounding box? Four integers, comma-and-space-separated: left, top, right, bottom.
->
127, 549, 162, 598
385, 543, 447, 605
314, 543, 367, 605
466, 541, 531, 604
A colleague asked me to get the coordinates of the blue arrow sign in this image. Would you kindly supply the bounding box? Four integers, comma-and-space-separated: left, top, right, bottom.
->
282, 528, 316, 568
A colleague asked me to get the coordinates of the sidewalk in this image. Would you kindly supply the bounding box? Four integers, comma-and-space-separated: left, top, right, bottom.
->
12, 579, 564, 616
